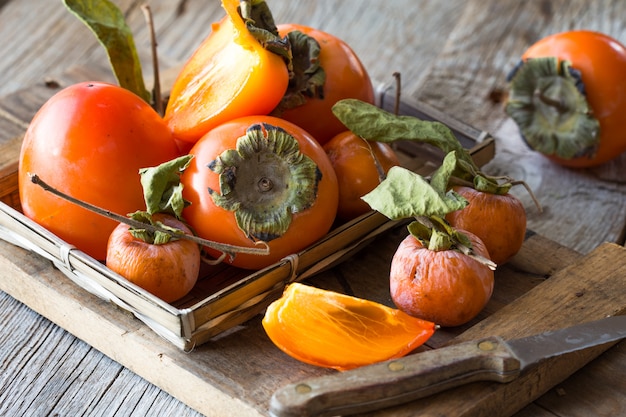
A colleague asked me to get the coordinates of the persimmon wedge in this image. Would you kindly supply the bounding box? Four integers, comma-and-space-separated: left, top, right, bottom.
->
262, 283, 436, 371
164, 0, 290, 144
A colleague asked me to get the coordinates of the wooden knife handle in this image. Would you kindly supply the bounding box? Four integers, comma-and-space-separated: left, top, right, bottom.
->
269, 336, 521, 417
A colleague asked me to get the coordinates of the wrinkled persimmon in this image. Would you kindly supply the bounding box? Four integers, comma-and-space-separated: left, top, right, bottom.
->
390, 230, 494, 327
324, 131, 400, 222
446, 186, 526, 265
106, 213, 200, 303
262, 283, 436, 371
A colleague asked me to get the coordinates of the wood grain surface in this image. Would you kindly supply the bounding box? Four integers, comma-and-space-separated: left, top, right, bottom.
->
0, 1, 625, 416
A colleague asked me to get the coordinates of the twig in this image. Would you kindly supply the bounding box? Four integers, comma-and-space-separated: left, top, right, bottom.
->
393, 72, 401, 116
28, 173, 270, 258
141, 4, 163, 115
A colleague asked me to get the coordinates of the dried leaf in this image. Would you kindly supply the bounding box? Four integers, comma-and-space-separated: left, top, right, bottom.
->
63, 0, 151, 103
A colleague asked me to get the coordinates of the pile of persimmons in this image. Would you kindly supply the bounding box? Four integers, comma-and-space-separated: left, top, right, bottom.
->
17, 0, 626, 370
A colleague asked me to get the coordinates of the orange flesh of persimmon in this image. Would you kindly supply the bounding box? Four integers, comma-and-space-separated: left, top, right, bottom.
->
262, 283, 436, 371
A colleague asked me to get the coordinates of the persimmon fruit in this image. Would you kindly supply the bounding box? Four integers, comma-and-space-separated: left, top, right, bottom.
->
262, 283, 436, 371
506, 30, 626, 167
323, 131, 401, 222
18, 81, 180, 261
390, 230, 494, 327
273, 24, 375, 145
106, 213, 201, 303
181, 116, 338, 270
164, 0, 290, 144
445, 186, 526, 265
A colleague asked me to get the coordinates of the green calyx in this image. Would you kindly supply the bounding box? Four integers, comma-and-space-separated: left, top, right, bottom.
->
505, 57, 600, 159
238, 0, 292, 69
127, 155, 194, 245
128, 211, 184, 245
208, 123, 322, 242
271, 30, 326, 113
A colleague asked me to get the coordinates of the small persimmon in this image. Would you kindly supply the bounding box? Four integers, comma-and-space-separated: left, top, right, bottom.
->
323, 131, 400, 222
389, 230, 494, 327
106, 213, 201, 303
262, 283, 436, 371
445, 186, 526, 265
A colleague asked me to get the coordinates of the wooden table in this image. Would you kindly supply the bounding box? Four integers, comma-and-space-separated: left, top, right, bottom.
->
0, 1, 625, 416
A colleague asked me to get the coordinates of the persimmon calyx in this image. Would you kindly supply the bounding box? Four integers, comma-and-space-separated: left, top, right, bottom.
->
238, 0, 292, 66
505, 57, 600, 159
208, 123, 322, 242
127, 211, 179, 245
271, 30, 326, 113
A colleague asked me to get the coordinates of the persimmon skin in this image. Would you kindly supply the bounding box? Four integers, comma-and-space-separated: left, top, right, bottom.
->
446, 186, 526, 265
106, 214, 200, 304
19, 81, 180, 261
164, 0, 289, 144
276, 24, 375, 145
262, 283, 436, 371
324, 131, 401, 222
390, 231, 494, 327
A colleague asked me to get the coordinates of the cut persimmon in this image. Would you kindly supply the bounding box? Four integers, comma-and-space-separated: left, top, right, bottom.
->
262, 283, 436, 371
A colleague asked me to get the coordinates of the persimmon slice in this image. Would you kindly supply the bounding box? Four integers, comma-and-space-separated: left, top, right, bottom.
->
262, 283, 436, 371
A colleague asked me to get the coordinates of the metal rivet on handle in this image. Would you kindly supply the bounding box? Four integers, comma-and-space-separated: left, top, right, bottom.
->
478, 340, 497, 351
295, 383, 312, 394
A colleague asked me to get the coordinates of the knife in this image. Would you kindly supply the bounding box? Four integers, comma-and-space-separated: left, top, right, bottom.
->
269, 315, 626, 417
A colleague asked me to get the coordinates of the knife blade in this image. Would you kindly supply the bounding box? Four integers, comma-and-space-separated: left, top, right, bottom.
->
269, 315, 626, 417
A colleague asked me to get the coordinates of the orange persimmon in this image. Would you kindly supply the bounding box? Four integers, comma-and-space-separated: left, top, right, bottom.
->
106, 213, 201, 303
164, 0, 290, 144
273, 24, 375, 145
390, 230, 494, 327
324, 131, 400, 222
262, 283, 436, 371
445, 186, 526, 265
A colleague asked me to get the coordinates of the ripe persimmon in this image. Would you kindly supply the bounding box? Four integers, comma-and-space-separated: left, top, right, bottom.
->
164, 0, 290, 144
390, 230, 494, 327
181, 116, 338, 270
445, 186, 526, 265
106, 213, 201, 303
273, 24, 375, 145
262, 283, 436, 371
323, 131, 400, 222
506, 31, 626, 167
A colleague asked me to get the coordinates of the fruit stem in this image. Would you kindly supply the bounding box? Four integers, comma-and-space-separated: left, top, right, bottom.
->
28, 173, 270, 259
393, 71, 401, 116
141, 4, 163, 115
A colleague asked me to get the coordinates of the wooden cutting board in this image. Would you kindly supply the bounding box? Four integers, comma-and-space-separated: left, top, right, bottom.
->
0, 226, 624, 417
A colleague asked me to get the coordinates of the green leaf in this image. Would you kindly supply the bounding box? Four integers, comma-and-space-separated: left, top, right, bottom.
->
430, 151, 459, 195
361, 165, 468, 220
138, 155, 193, 219
63, 0, 151, 103
332, 99, 478, 169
